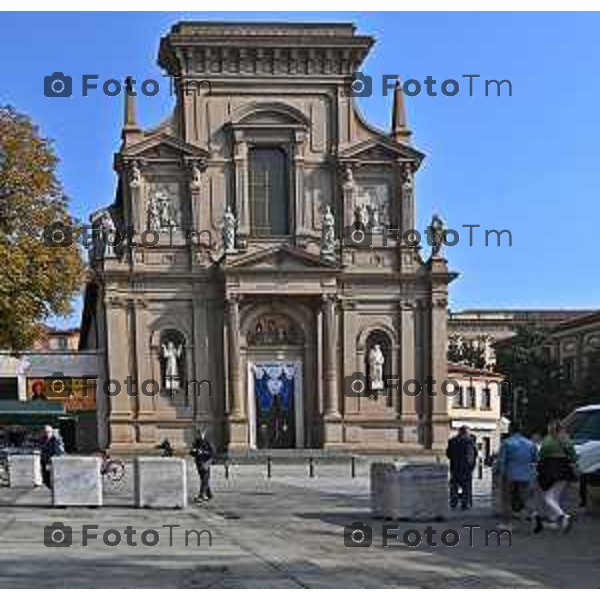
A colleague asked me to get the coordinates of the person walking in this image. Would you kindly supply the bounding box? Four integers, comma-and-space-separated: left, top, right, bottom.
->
495, 423, 539, 532
39, 425, 65, 489
446, 425, 477, 509
536, 420, 578, 532
190, 430, 214, 502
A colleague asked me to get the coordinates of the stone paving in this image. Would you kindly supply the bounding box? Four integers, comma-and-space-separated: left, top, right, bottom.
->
0, 460, 598, 588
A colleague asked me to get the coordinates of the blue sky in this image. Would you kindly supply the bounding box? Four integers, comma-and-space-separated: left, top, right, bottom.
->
1, 11, 599, 326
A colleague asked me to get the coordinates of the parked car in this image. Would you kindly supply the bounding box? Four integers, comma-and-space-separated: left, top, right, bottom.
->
563, 404, 600, 503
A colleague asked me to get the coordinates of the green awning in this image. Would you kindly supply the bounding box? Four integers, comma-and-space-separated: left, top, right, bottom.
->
0, 399, 66, 414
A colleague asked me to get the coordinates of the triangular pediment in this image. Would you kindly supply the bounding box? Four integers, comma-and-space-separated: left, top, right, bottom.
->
121, 132, 210, 161
338, 137, 424, 163
224, 244, 334, 271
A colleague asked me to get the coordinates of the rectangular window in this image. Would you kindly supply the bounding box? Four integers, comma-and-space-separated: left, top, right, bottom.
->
248, 147, 289, 236
468, 386, 477, 408
453, 386, 465, 408
482, 388, 492, 410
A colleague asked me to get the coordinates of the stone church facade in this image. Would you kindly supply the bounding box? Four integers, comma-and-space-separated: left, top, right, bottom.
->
80, 21, 456, 453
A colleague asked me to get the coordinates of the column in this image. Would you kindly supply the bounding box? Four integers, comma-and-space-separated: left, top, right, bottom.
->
323, 294, 339, 417
400, 299, 419, 445
227, 295, 244, 418
226, 294, 248, 449
430, 289, 450, 450
104, 297, 134, 447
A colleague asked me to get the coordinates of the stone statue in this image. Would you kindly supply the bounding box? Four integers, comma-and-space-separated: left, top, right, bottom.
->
99, 210, 117, 258
354, 204, 369, 230
344, 166, 354, 186
222, 205, 237, 252
320, 205, 335, 260
191, 163, 202, 189
161, 340, 182, 390
130, 162, 142, 188
148, 190, 180, 231
429, 213, 446, 258
368, 344, 385, 391
402, 163, 413, 195
147, 195, 161, 231
369, 204, 381, 230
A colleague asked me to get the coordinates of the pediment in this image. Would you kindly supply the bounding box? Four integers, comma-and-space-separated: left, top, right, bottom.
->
338, 137, 424, 164
121, 132, 210, 161
224, 244, 334, 271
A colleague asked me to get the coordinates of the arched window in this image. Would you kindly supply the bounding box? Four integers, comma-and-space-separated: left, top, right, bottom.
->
248, 147, 289, 236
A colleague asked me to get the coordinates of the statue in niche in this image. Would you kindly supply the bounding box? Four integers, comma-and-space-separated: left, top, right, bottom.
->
368, 344, 385, 391
147, 186, 180, 231
161, 340, 183, 391
320, 205, 335, 260
429, 213, 446, 258
222, 205, 237, 252
354, 204, 369, 230
369, 203, 381, 230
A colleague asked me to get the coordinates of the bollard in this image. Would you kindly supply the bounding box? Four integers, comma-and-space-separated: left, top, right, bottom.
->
478, 458, 483, 480
267, 456, 272, 478
351, 455, 356, 478
224, 460, 230, 480
309, 456, 315, 478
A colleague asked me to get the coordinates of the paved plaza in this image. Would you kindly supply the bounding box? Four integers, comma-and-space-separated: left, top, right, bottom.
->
0, 460, 598, 588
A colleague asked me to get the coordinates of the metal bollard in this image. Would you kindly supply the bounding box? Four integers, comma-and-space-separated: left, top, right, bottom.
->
351, 455, 356, 478
309, 456, 315, 478
224, 460, 230, 480
478, 457, 483, 480
267, 456, 272, 478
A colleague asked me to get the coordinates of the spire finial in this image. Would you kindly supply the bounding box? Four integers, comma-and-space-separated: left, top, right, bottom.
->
121, 76, 141, 146
391, 79, 411, 141
124, 76, 137, 129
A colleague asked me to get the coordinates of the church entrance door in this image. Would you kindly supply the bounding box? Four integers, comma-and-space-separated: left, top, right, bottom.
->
248, 361, 303, 449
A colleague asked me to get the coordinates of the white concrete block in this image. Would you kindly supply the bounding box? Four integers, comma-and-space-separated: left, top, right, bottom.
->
371, 461, 449, 521
134, 457, 187, 509
8, 454, 42, 487
52, 457, 102, 507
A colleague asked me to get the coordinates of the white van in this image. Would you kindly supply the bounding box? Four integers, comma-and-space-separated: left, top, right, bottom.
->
563, 404, 600, 475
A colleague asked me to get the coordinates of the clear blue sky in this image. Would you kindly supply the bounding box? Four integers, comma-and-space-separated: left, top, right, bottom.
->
1, 11, 599, 326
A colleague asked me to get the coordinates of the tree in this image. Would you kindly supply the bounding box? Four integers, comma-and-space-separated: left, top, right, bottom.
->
0, 106, 84, 351
447, 339, 487, 369
495, 325, 577, 434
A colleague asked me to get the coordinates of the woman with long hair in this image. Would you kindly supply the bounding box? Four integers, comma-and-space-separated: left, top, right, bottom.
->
535, 420, 578, 532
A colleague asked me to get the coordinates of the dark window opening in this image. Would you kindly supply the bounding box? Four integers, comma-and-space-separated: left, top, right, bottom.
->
248, 147, 289, 236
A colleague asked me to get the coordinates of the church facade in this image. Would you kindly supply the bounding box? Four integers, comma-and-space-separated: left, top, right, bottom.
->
80, 21, 456, 453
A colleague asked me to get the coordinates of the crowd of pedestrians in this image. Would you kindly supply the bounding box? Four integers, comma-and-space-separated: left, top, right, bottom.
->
447, 420, 580, 533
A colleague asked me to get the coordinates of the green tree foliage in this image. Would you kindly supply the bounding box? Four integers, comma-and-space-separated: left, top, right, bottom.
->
447, 339, 487, 369
495, 325, 577, 434
0, 106, 84, 351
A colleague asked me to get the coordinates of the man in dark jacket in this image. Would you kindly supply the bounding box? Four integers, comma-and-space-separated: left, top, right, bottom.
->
446, 425, 477, 509
190, 431, 214, 502
39, 425, 65, 489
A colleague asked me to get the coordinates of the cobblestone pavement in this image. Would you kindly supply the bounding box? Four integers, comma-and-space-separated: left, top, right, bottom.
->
0, 461, 598, 588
